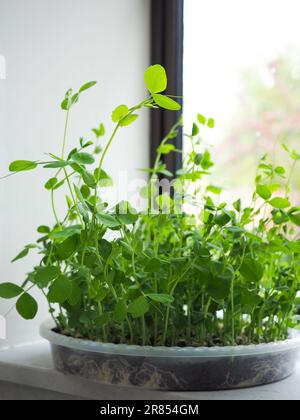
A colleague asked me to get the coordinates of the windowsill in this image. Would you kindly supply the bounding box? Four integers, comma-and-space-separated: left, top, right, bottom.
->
0, 341, 300, 400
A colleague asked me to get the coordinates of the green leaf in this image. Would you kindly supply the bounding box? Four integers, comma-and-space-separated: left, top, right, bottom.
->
68, 282, 82, 306
128, 296, 149, 319
115, 202, 138, 225
256, 184, 272, 200
144, 257, 162, 273
9, 160, 38, 172
79, 81, 97, 93
44, 161, 70, 169
44, 177, 58, 190
152, 94, 181, 111
200, 150, 214, 170
78, 202, 90, 225
37, 226, 50, 234
80, 185, 90, 199
112, 105, 129, 123
113, 300, 127, 323
82, 170, 96, 188
119, 114, 139, 127
207, 118, 215, 129
71, 93, 79, 106
92, 123, 105, 138
269, 197, 291, 209
240, 289, 262, 308
197, 114, 207, 125
34, 266, 61, 288
207, 185, 222, 195
0, 283, 23, 299
159, 169, 173, 177
16, 293, 38, 320
157, 144, 176, 155
144, 64, 167, 94
56, 235, 79, 260
53, 180, 65, 191
288, 208, 300, 227
51, 225, 82, 240
118, 213, 138, 225
146, 294, 174, 304
233, 199, 241, 212
73, 184, 84, 202
215, 212, 231, 227
97, 213, 121, 229
240, 258, 264, 283
275, 166, 286, 176
61, 89, 73, 111
194, 244, 211, 258
48, 275, 72, 304
207, 275, 231, 301
192, 123, 199, 137
98, 239, 113, 261
71, 152, 95, 165
11, 248, 30, 263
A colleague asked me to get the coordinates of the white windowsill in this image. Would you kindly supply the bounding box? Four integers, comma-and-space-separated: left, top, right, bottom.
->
0, 341, 300, 400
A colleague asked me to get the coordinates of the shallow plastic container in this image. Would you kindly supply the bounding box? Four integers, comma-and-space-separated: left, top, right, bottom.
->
40, 320, 300, 391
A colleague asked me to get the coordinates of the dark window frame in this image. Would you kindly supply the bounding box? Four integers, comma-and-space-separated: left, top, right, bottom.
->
150, 0, 184, 175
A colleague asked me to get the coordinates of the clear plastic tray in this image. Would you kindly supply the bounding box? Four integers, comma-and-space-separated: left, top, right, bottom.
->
40, 320, 300, 390
40, 320, 300, 358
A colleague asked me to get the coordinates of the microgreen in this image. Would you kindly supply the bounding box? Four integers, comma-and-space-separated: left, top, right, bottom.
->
1, 66, 300, 347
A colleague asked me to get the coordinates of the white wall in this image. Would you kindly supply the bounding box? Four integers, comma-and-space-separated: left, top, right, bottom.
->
0, 0, 150, 347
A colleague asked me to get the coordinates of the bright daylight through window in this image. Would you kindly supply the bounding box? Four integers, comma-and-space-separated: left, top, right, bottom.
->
184, 0, 300, 201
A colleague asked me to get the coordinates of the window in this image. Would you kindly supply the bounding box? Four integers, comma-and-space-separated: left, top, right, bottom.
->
184, 0, 300, 201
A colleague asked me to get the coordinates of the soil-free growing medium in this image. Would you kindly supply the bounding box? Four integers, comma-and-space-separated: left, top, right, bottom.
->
41, 321, 300, 391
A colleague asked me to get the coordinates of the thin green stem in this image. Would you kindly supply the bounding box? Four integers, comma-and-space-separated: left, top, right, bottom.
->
61, 110, 70, 159
51, 189, 61, 227
63, 168, 84, 225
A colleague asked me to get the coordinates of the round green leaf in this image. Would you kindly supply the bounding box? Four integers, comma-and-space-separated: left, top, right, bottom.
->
37, 225, 50, 234
112, 105, 129, 123
157, 144, 176, 155
119, 114, 139, 127
51, 225, 82, 240
144, 64, 167, 94
0, 283, 23, 299
34, 266, 61, 288
48, 275, 72, 304
207, 118, 215, 129
256, 184, 272, 200
128, 296, 149, 319
56, 235, 79, 260
269, 197, 291, 209
16, 293, 38, 320
197, 114, 207, 125
113, 300, 128, 323
71, 152, 95, 165
240, 258, 264, 283
206, 275, 231, 301
97, 213, 121, 229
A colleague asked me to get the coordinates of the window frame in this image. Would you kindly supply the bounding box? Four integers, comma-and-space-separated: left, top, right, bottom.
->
150, 0, 184, 175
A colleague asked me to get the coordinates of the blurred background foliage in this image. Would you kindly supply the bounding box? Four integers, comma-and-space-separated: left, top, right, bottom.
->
214, 49, 300, 201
